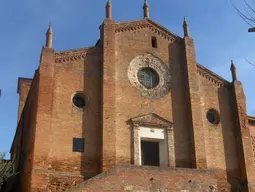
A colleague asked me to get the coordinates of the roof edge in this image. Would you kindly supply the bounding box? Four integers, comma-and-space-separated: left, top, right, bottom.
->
11, 70, 39, 154
197, 63, 231, 86
55, 45, 98, 55
17, 77, 33, 94
146, 18, 181, 39
248, 116, 255, 125
115, 18, 182, 40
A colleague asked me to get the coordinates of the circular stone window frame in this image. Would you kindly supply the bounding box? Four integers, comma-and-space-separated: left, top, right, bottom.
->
127, 53, 172, 99
206, 108, 220, 125
137, 67, 160, 89
71, 92, 87, 110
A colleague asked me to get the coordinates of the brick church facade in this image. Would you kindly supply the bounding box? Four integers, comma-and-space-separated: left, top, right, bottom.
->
10, 1, 255, 191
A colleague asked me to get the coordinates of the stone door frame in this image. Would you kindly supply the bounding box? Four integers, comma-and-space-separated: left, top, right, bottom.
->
130, 113, 175, 167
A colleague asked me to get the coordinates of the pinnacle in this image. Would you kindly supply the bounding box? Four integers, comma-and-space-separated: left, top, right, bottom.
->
183, 17, 188, 26
47, 24, 53, 34
106, 0, 111, 6
105, 0, 112, 19
143, 0, 149, 8
231, 60, 236, 69
230, 60, 236, 70
230, 60, 238, 81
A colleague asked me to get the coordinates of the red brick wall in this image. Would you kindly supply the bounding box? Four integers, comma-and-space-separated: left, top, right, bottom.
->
101, 18, 117, 171
28, 46, 102, 191
183, 36, 208, 169
20, 73, 39, 192
30, 47, 55, 191
70, 166, 219, 192
11, 17, 255, 192
113, 21, 192, 168
11, 71, 39, 192
198, 72, 255, 190
199, 78, 240, 182
231, 81, 255, 191
46, 47, 101, 175
250, 124, 255, 163
250, 123, 255, 191
249, 122, 255, 188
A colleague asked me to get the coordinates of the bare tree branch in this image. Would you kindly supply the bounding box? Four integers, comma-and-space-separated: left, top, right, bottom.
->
244, 8, 255, 22
245, 58, 255, 66
238, 8, 255, 24
244, 0, 255, 15
239, 13, 255, 27
230, 0, 255, 67
251, 0, 255, 6
230, 0, 255, 26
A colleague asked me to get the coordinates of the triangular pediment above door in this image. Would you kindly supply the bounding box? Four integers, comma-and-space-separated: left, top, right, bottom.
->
130, 113, 173, 128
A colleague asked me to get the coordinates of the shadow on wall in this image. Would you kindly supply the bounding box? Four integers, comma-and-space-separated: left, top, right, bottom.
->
81, 52, 103, 179
218, 86, 245, 191
168, 42, 193, 168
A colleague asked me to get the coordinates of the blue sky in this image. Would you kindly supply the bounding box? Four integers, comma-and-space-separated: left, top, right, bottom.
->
0, 0, 255, 157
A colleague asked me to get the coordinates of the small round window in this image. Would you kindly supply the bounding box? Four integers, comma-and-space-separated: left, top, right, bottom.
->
206, 109, 220, 125
72, 93, 86, 109
137, 68, 159, 89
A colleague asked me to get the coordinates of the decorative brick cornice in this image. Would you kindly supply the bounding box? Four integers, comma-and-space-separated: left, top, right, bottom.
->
248, 116, 255, 125
54, 46, 100, 63
115, 19, 180, 43
197, 64, 231, 87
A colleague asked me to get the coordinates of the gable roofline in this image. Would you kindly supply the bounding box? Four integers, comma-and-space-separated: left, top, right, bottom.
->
114, 18, 231, 87
146, 18, 181, 39
49, 18, 230, 88
115, 18, 181, 42
197, 63, 231, 87
55, 45, 99, 56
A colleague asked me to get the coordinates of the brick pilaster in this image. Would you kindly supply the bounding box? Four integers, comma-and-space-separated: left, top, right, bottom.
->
101, 18, 116, 171
183, 37, 207, 169
232, 80, 254, 191
31, 47, 55, 191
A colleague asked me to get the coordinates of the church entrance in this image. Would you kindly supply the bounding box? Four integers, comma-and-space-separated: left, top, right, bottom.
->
141, 140, 160, 166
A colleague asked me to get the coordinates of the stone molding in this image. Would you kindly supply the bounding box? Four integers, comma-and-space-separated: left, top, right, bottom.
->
128, 53, 172, 99
115, 19, 179, 43
54, 47, 100, 63
130, 113, 175, 167
131, 113, 173, 128
197, 64, 231, 87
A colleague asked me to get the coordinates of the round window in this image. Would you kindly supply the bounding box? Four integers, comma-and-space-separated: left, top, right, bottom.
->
137, 68, 159, 89
72, 93, 86, 109
206, 109, 220, 125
